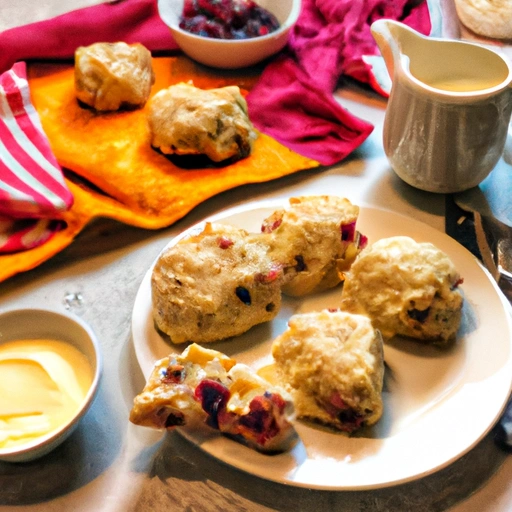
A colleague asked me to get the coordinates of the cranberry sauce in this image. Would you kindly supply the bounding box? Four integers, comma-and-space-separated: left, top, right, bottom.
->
179, 0, 280, 40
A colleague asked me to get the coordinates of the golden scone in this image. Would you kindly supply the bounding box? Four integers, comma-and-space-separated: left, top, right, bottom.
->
454, 0, 512, 40
147, 83, 257, 162
74, 42, 155, 111
261, 196, 367, 297
340, 236, 464, 344
130, 344, 297, 453
151, 222, 283, 344
272, 310, 384, 433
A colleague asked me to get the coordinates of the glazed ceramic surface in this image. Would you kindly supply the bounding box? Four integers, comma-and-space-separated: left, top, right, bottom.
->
372, 20, 512, 194
0, 308, 102, 462
132, 199, 512, 490
158, 0, 300, 69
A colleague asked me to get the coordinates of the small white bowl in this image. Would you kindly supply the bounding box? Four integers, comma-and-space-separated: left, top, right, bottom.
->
0, 308, 102, 463
158, 0, 301, 69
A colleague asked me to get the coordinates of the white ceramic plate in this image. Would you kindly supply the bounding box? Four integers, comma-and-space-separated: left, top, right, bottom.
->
132, 199, 512, 490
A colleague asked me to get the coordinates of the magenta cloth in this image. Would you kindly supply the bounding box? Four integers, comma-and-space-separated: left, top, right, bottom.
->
0, 0, 178, 74
249, 57, 374, 165
247, 0, 431, 165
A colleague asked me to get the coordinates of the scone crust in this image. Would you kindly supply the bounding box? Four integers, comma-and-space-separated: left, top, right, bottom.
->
262, 196, 361, 297
272, 310, 384, 431
148, 83, 257, 162
129, 352, 230, 429
341, 236, 463, 343
151, 222, 283, 344
454, 0, 512, 39
75, 42, 155, 111
130, 344, 297, 453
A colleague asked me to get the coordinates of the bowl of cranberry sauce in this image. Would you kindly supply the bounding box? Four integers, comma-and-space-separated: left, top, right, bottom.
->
158, 0, 301, 69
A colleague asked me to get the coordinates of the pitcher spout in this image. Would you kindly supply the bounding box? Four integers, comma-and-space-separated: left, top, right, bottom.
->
370, 19, 424, 81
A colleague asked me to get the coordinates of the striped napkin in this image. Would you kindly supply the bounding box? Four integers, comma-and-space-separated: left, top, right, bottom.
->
0, 62, 73, 253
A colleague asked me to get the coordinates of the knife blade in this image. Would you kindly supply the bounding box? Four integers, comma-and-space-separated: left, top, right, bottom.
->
474, 213, 512, 301
452, 190, 512, 301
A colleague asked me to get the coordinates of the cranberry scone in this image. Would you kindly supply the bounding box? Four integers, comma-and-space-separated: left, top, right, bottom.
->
74, 42, 155, 111
130, 344, 298, 453
340, 236, 464, 344
152, 222, 284, 344
261, 196, 367, 297
272, 310, 384, 433
148, 82, 257, 162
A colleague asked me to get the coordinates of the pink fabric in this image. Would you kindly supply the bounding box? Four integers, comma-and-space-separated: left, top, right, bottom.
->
0, 63, 71, 252
0, 218, 61, 253
248, 57, 373, 165
0, 0, 177, 74
247, 0, 431, 165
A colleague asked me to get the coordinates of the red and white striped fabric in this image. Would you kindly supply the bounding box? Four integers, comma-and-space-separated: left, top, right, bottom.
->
0, 62, 73, 253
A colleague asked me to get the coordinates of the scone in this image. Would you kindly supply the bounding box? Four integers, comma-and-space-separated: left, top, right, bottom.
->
147, 82, 258, 162
261, 196, 367, 297
74, 42, 155, 111
129, 343, 234, 429
272, 310, 384, 433
151, 222, 284, 344
130, 344, 297, 453
340, 236, 464, 344
454, 0, 512, 40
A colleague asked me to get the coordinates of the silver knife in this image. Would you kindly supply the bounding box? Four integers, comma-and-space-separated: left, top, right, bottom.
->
473, 213, 512, 302
454, 187, 512, 301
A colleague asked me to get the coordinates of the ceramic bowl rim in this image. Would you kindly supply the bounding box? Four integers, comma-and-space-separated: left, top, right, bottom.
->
158, 0, 302, 46
0, 307, 103, 461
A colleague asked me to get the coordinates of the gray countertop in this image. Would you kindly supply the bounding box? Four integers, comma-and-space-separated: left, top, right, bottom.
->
1, 2, 512, 510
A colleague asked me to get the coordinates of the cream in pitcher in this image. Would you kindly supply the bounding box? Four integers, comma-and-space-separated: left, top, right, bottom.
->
371, 19, 512, 194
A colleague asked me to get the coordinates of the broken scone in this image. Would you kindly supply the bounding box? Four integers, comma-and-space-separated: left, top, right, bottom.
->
74, 42, 155, 111
272, 310, 384, 433
130, 344, 297, 453
262, 196, 367, 297
151, 222, 284, 344
148, 82, 258, 162
340, 236, 464, 344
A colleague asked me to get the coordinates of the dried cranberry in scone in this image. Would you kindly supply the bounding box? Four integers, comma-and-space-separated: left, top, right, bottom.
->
151, 222, 284, 344
261, 196, 367, 297
272, 310, 384, 433
129, 344, 235, 429
340, 236, 463, 344
219, 364, 297, 452
192, 367, 297, 452
130, 344, 298, 453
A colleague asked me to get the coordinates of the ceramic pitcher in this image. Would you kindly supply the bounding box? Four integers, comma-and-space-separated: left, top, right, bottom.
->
371, 19, 512, 194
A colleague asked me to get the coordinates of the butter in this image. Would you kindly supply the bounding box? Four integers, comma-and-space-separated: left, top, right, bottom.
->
256, 363, 279, 386
0, 339, 93, 449
182, 343, 236, 371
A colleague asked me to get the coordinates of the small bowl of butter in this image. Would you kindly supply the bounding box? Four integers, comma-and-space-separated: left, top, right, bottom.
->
0, 308, 102, 462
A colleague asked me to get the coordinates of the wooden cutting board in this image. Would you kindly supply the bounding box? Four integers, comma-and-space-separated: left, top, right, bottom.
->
0, 56, 320, 282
